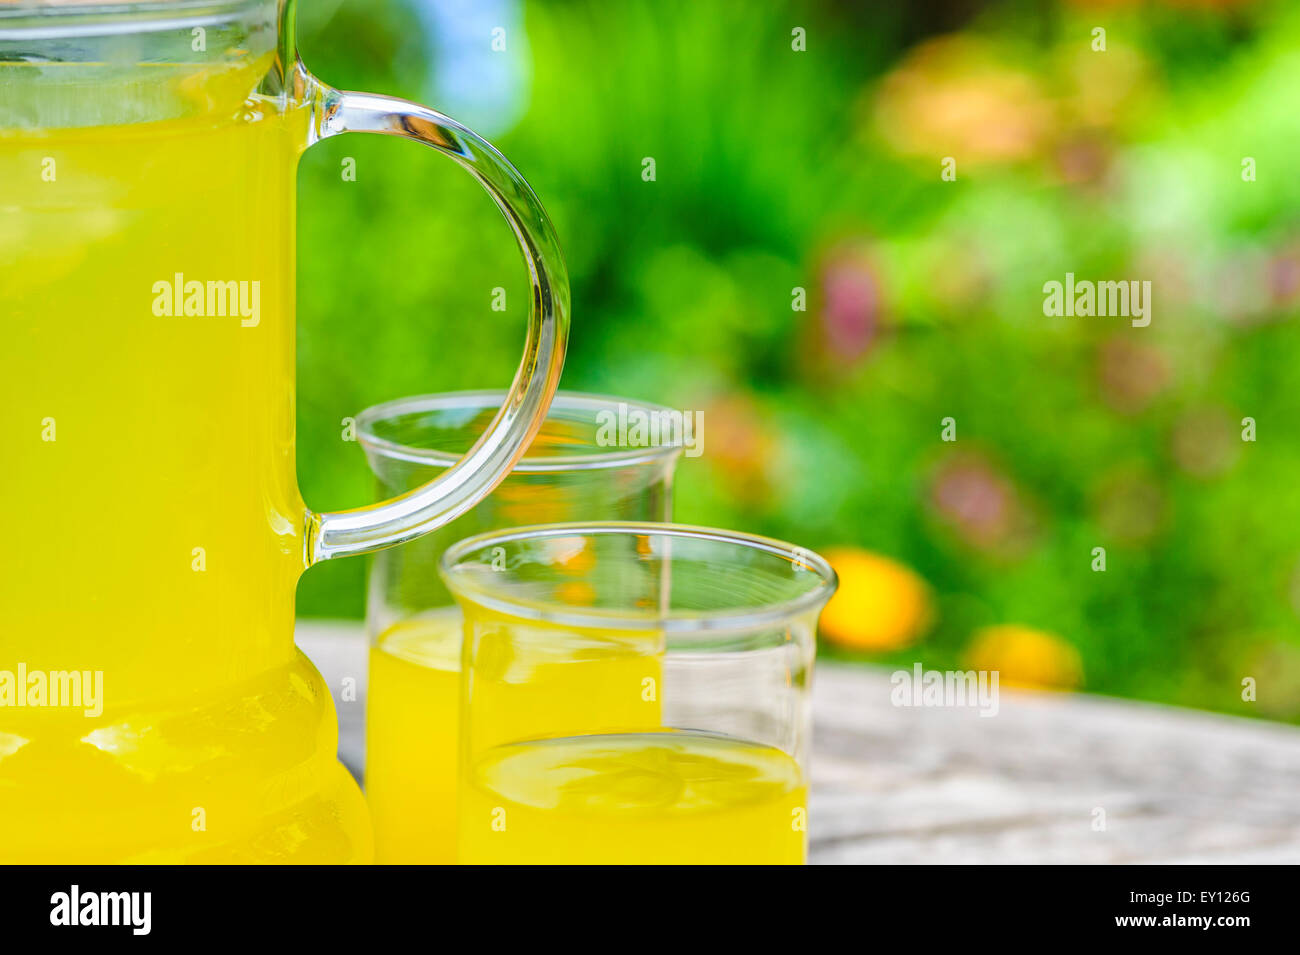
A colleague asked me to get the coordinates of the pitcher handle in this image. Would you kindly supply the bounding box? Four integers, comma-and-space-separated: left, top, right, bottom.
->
300, 78, 569, 564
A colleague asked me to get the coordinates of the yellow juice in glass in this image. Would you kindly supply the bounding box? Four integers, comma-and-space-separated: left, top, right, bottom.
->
459, 731, 808, 865
0, 59, 369, 861
454, 599, 805, 865
366, 607, 663, 862
366, 611, 463, 864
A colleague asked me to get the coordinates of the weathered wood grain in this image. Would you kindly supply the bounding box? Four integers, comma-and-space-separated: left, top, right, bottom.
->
298, 621, 1300, 864
810, 665, 1300, 864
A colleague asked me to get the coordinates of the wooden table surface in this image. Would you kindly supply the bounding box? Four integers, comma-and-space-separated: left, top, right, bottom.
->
298, 621, 1300, 864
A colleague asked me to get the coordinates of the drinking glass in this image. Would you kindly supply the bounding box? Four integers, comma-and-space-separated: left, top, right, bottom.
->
441, 522, 837, 865
0, 0, 566, 862
358, 392, 683, 862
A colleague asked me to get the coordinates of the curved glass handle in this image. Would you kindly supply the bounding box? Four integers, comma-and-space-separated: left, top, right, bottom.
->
301, 76, 569, 564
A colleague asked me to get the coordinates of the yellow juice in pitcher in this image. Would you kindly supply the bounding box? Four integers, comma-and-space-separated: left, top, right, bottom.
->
366, 607, 663, 863
0, 59, 369, 861
459, 731, 807, 865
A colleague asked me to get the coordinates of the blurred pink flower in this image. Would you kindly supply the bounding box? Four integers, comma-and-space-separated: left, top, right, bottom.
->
1051, 132, 1114, 189
1207, 242, 1300, 325
929, 453, 1034, 555
1097, 337, 1169, 414
1268, 246, 1300, 310
818, 245, 883, 363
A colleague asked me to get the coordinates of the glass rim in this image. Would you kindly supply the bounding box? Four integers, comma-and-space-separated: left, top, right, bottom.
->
0, 1, 264, 38
0, 1, 263, 45
0, 1, 256, 20
0, 0, 253, 12
356, 390, 687, 473
438, 521, 838, 633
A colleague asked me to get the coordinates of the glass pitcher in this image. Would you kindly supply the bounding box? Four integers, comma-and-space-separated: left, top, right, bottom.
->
0, 0, 568, 862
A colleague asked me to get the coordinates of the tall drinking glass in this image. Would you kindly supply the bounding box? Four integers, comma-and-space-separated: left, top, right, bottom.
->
0, 0, 566, 862
359, 392, 682, 862
441, 522, 837, 865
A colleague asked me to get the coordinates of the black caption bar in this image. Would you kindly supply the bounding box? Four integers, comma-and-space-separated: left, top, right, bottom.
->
0, 864, 1280, 942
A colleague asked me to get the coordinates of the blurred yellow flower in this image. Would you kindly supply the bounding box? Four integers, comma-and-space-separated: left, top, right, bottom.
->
871, 35, 1053, 165
703, 394, 776, 506
965, 625, 1084, 690
555, 539, 596, 574
495, 478, 580, 526
819, 548, 933, 651
555, 581, 597, 607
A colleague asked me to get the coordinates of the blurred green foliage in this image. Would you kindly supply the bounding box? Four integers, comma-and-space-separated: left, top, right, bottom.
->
293, 0, 1300, 721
